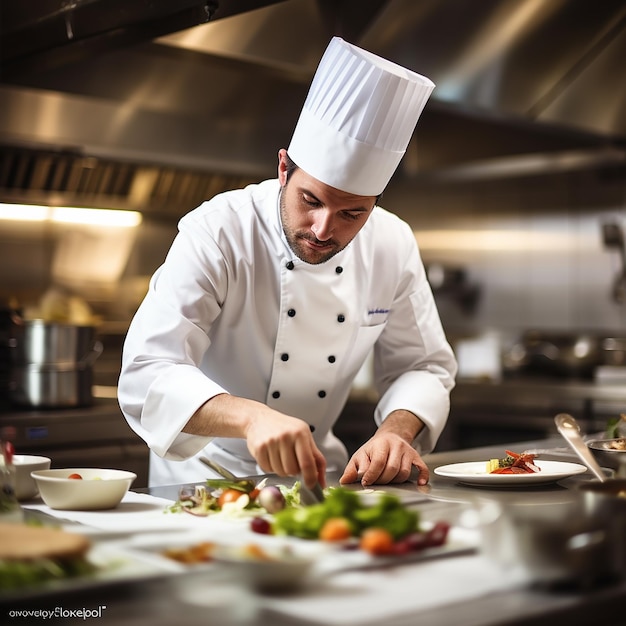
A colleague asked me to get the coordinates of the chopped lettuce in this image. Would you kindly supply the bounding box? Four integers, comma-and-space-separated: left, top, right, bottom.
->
272, 487, 419, 540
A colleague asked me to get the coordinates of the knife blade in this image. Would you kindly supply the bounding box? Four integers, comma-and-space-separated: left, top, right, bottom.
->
299, 480, 325, 505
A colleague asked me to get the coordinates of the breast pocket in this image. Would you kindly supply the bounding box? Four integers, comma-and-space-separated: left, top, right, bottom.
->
343, 322, 387, 381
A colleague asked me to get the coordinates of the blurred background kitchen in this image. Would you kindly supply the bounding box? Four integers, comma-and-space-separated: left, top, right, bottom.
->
1, 0, 625, 487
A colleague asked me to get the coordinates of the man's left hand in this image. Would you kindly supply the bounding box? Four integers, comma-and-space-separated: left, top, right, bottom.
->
339, 410, 429, 486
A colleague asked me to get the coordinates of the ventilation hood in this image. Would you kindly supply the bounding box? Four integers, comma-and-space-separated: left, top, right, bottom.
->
1, 0, 625, 215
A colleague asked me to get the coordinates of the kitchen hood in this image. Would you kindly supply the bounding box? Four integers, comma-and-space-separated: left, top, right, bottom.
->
0, 0, 625, 216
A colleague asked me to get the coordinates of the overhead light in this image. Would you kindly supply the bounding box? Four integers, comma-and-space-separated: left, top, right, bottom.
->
0, 203, 49, 221
51, 207, 142, 227
0, 203, 142, 227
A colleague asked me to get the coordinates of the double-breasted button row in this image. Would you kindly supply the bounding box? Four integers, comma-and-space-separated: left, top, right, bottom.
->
274, 260, 344, 404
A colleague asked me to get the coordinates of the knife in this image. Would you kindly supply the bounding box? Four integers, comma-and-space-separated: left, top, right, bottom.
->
299, 480, 325, 505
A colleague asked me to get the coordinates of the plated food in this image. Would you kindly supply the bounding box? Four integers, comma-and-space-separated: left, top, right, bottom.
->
434, 460, 587, 486
485, 450, 540, 474
168, 479, 451, 558
0, 523, 94, 590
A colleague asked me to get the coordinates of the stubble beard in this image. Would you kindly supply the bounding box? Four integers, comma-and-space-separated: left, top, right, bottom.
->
279, 188, 343, 265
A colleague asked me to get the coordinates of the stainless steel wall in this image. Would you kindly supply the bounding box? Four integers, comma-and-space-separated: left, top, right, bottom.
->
385, 168, 626, 340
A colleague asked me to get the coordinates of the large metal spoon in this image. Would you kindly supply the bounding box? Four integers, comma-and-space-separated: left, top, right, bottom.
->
554, 413, 606, 482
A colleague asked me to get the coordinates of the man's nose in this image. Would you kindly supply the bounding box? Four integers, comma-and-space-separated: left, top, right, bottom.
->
311, 209, 334, 241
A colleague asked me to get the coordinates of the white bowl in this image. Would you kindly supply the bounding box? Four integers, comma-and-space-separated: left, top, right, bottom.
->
30, 468, 136, 510
213, 545, 314, 593
13, 454, 51, 500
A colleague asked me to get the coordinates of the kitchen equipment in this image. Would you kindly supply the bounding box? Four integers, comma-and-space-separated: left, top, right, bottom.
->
554, 413, 606, 481
587, 438, 626, 478
578, 478, 626, 580
473, 497, 618, 588
602, 221, 626, 304
14, 319, 100, 366
601, 337, 626, 366
299, 480, 325, 505
503, 331, 603, 379
9, 320, 103, 408
13, 454, 51, 500
31, 467, 136, 510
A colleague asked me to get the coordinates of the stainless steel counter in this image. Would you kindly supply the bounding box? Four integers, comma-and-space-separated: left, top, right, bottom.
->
4, 437, 616, 626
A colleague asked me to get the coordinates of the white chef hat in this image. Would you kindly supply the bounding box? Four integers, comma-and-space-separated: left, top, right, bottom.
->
288, 37, 435, 197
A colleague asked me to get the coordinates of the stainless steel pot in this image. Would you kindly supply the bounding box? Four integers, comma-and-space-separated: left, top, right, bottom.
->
9, 363, 97, 408
587, 438, 626, 478
601, 337, 626, 366
578, 479, 626, 581
12, 320, 99, 366
9, 320, 102, 408
477, 498, 621, 588
503, 330, 603, 378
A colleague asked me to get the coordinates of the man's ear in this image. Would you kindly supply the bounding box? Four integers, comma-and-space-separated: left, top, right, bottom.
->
277, 148, 288, 185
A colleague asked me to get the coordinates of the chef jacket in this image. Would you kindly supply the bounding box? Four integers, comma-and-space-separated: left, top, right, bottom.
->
118, 179, 457, 486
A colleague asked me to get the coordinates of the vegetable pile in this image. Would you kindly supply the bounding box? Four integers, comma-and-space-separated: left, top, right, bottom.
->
167, 478, 298, 518
167, 478, 451, 556
486, 450, 541, 474
255, 487, 450, 556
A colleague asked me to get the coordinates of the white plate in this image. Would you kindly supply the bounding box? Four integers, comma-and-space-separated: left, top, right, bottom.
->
434, 460, 588, 486
0, 540, 182, 602
124, 523, 478, 579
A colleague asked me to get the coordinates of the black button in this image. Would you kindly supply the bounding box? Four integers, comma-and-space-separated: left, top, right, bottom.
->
286, 261, 295, 270
337, 314, 345, 323
335, 266, 343, 274
328, 355, 336, 363
272, 391, 280, 399
318, 390, 327, 398
288, 309, 296, 317
281, 353, 289, 361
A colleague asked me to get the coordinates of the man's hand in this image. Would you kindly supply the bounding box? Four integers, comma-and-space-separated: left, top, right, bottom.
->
245, 408, 326, 489
184, 394, 326, 489
339, 410, 429, 486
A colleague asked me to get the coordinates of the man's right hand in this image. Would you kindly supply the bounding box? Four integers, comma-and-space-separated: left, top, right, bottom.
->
184, 394, 326, 489
245, 407, 326, 489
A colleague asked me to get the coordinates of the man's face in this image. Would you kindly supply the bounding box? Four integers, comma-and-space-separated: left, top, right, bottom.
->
278, 149, 377, 265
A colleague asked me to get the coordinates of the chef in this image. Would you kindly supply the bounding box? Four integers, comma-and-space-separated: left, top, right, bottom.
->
118, 37, 457, 489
